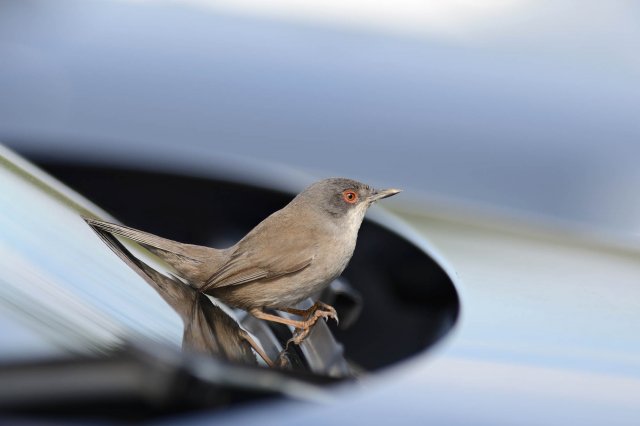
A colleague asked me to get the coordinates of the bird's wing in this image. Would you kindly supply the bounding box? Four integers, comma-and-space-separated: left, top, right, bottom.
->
201, 210, 318, 291
202, 249, 313, 290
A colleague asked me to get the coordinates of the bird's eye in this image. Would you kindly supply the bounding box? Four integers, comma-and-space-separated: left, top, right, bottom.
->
342, 190, 358, 204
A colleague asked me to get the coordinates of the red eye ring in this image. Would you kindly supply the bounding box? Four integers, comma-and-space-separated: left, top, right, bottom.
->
342, 189, 358, 204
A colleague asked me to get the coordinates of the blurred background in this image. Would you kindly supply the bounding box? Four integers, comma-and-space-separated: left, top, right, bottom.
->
1, 0, 640, 234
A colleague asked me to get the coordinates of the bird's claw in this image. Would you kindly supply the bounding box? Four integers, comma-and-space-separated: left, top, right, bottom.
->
285, 304, 339, 347
313, 302, 339, 326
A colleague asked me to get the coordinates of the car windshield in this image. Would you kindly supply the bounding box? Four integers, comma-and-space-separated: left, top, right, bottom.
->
0, 146, 355, 376
0, 146, 184, 361
0, 143, 458, 383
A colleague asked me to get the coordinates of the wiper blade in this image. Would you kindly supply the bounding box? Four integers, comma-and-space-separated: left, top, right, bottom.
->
0, 343, 337, 421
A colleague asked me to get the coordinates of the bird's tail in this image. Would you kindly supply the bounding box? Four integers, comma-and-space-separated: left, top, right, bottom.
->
83, 217, 225, 287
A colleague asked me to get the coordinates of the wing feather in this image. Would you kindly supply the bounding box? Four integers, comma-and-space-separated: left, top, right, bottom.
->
200, 209, 318, 291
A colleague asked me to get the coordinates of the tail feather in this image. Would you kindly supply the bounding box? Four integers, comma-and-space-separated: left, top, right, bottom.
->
83, 217, 225, 286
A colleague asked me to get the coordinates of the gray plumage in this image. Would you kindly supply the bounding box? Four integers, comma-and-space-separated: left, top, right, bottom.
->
84, 177, 400, 341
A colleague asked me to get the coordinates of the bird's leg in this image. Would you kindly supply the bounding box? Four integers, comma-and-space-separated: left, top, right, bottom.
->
249, 308, 308, 329
277, 306, 311, 317
251, 303, 339, 348
249, 308, 314, 347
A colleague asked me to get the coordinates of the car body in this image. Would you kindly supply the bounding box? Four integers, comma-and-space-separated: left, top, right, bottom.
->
2, 0, 640, 424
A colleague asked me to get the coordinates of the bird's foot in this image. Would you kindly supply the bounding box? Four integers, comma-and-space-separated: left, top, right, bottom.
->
278, 301, 339, 326
284, 305, 338, 347
310, 301, 339, 326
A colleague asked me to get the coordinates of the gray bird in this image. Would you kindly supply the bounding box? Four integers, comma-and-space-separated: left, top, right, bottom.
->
84, 178, 400, 345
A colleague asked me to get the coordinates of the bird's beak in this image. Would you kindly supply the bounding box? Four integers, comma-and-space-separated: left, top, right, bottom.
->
369, 188, 402, 203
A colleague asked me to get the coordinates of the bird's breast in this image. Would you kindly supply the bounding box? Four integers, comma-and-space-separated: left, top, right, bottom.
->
315, 225, 359, 279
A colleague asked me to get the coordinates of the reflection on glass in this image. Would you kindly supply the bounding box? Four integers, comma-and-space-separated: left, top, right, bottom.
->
0, 151, 184, 358
88, 226, 273, 367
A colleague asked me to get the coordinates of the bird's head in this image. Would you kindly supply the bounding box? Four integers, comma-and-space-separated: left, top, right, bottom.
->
296, 178, 401, 223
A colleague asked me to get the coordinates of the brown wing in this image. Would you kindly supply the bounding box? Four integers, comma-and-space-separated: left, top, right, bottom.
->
201, 209, 318, 291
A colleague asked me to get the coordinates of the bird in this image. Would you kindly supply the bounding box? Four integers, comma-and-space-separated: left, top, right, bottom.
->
84, 177, 400, 346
